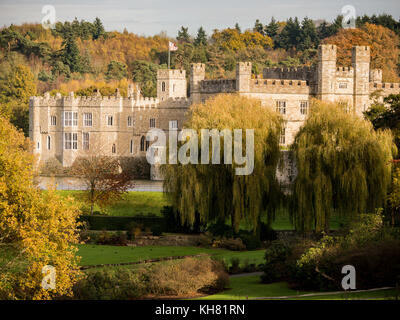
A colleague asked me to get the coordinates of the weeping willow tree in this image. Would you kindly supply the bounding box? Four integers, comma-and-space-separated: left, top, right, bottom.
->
162, 94, 283, 233
291, 100, 397, 232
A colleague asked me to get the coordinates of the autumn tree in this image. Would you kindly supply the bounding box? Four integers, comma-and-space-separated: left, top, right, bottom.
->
322, 23, 400, 82
70, 143, 134, 215
162, 94, 283, 234
0, 63, 36, 135
0, 116, 81, 299
291, 100, 396, 232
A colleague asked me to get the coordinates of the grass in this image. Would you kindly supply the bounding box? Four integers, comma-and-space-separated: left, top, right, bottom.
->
199, 275, 399, 300
60, 190, 347, 230
77, 244, 265, 267
59, 191, 169, 216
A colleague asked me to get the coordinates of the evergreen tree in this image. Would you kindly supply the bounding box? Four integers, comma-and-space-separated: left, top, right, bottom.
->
277, 17, 301, 50
194, 27, 207, 46
177, 26, 191, 43
254, 19, 265, 35
265, 17, 279, 38
92, 17, 105, 40
299, 17, 319, 51
234, 23, 241, 34
61, 35, 82, 73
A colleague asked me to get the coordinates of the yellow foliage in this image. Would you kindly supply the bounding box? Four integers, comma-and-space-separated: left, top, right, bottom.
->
0, 117, 81, 299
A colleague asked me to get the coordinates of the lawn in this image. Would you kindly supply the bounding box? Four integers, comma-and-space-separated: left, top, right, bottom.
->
59, 191, 170, 216
61, 191, 347, 230
199, 275, 399, 300
77, 244, 265, 267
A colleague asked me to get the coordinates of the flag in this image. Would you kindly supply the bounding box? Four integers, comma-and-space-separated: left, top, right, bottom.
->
169, 41, 178, 51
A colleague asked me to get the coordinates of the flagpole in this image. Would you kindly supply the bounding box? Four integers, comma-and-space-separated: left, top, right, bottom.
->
168, 47, 170, 69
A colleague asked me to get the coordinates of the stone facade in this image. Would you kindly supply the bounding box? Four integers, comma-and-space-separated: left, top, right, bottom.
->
29, 44, 400, 181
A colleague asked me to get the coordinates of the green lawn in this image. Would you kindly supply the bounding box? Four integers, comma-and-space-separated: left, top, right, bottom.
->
59, 191, 169, 216
77, 244, 265, 267
199, 275, 399, 300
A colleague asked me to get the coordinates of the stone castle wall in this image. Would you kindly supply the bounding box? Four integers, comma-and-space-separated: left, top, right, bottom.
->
30, 44, 400, 184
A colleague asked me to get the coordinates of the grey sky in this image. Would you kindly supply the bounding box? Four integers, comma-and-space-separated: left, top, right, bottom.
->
0, 0, 399, 37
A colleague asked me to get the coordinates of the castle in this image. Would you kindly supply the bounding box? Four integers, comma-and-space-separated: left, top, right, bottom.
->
29, 44, 400, 181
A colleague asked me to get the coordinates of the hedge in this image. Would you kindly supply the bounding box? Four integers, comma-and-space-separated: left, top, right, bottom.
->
78, 215, 166, 231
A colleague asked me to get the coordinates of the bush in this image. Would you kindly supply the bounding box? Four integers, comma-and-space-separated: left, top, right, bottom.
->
212, 238, 246, 251
229, 258, 241, 274
208, 222, 234, 238
239, 232, 262, 250
73, 257, 229, 299
96, 231, 128, 246
261, 240, 293, 283
161, 206, 205, 233
78, 215, 165, 232
259, 222, 278, 241
151, 224, 163, 236
292, 213, 400, 291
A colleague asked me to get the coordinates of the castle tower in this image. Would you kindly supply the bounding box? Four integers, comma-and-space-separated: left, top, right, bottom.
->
157, 69, 187, 101
29, 96, 42, 163
317, 44, 337, 102
190, 63, 205, 103
236, 62, 252, 93
352, 46, 370, 115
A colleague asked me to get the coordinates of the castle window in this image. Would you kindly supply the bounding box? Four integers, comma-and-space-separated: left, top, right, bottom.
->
37, 142, 40, 150
83, 132, 90, 150
339, 82, 347, 89
146, 140, 150, 151
112, 144, 116, 154
300, 101, 308, 115
130, 139, 134, 154
150, 118, 156, 128
169, 120, 178, 130
140, 136, 145, 151
127, 116, 133, 127
107, 115, 114, 126
50, 116, 57, 126
279, 128, 286, 145
276, 101, 286, 115
64, 133, 78, 150
162, 81, 166, 92
64, 111, 78, 127
84, 113, 93, 126
47, 136, 51, 150
173, 84, 176, 92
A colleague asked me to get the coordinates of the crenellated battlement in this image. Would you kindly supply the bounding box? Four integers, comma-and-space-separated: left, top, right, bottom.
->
263, 66, 316, 81
199, 79, 236, 93
335, 66, 354, 78
157, 68, 186, 79
249, 79, 310, 94
370, 82, 400, 90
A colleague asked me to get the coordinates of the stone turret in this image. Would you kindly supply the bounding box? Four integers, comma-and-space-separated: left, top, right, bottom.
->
352, 46, 370, 115
157, 69, 187, 101
190, 63, 205, 103
236, 62, 252, 93
317, 44, 337, 102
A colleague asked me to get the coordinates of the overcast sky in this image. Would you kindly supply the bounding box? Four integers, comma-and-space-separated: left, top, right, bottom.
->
0, 0, 399, 37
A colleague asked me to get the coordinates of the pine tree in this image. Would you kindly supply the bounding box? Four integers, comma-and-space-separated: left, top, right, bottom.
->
194, 27, 207, 46
265, 17, 279, 38
254, 19, 264, 35
92, 17, 105, 40
177, 26, 191, 43
61, 34, 82, 73
234, 23, 241, 34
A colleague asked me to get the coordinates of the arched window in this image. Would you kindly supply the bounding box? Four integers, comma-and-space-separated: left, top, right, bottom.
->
162, 81, 166, 92
140, 136, 145, 151
47, 136, 51, 150
112, 144, 116, 154
145, 140, 150, 151
130, 139, 134, 154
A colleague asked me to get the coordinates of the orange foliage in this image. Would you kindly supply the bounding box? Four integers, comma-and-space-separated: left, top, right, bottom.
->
323, 23, 400, 82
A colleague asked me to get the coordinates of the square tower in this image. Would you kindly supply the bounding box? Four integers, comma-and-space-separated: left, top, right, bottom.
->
352, 46, 370, 115
317, 44, 337, 102
157, 69, 187, 101
190, 63, 205, 103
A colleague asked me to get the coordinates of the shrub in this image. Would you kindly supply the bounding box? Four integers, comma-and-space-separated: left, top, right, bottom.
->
259, 222, 278, 241
261, 240, 293, 283
292, 212, 400, 290
208, 222, 234, 238
212, 238, 246, 251
239, 232, 262, 250
96, 231, 128, 246
151, 224, 163, 236
229, 258, 241, 274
